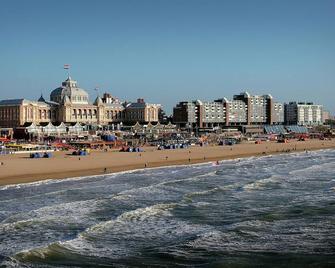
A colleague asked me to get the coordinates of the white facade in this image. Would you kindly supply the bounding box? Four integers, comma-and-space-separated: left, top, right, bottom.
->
285, 102, 323, 126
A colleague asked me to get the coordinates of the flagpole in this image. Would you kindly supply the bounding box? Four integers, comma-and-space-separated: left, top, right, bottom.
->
94, 86, 99, 97
64, 64, 70, 78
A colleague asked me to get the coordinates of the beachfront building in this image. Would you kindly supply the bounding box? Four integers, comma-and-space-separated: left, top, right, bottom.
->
232, 92, 284, 125
173, 100, 227, 129
0, 77, 123, 129
123, 98, 161, 124
0, 76, 163, 137
173, 91, 284, 130
198, 100, 226, 128
173, 101, 198, 129
49, 77, 125, 126
214, 97, 247, 126
284, 102, 323, 126
0, 98, 58, 128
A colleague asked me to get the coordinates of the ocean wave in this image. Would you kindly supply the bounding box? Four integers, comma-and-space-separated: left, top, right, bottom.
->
1, 149, 335, 267
242, 175, 282, 191
13, 202, 212, 264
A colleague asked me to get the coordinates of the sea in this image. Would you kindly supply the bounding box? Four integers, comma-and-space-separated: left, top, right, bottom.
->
0, 149, 335, 268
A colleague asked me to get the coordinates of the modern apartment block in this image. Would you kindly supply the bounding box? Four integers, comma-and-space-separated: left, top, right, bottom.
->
173, 100, 226, 128
214, 97, 247, 125
284, 102, 323, 126
172, 101, 198, 128
173, 91, 284, 129
198, 100, 226, 128
232, 92, 284, 125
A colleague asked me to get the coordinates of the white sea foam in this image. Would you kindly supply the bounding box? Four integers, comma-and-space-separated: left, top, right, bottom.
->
243, 175, 282, 191
2, 148, 335, 265
2, 148, 330, 192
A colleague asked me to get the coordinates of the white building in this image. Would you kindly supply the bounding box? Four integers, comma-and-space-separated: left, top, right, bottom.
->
285, 102, 323, 126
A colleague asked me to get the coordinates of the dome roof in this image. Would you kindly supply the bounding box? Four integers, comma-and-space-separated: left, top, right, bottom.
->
50, 77, 89, 104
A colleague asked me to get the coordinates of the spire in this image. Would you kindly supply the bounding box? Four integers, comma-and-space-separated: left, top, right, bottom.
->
94, 96, 103, 106
38, 94, 46, 102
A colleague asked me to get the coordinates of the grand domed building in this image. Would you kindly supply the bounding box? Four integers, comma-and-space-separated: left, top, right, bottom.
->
50, 77, 89, 105
0, 76, 162, 135
47, 76, 125, 125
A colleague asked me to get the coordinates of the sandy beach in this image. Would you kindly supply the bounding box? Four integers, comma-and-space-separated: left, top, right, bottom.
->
0, 139, 334, 186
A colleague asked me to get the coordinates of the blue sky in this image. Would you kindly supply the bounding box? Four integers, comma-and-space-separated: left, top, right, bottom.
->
0, 0, 334, 114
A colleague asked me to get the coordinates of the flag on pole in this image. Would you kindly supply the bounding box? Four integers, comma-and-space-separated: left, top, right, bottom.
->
64, 64, 70, 69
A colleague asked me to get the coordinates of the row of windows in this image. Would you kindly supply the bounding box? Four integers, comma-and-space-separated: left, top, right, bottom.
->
0, 108, 19, 120
106, 110, 122, 120
38, 110, 56, 120
72, 109, 97, 119
205, 115, 225, 119
72, 96, 88, 102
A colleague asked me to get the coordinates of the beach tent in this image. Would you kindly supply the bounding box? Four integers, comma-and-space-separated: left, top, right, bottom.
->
55, 122, 67, 135
24, 123, 41, 135
41, 122, 57, 136
68, 122, 85, 135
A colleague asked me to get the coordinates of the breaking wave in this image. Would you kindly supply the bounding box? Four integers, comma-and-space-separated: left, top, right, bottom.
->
1, 149, 335, 267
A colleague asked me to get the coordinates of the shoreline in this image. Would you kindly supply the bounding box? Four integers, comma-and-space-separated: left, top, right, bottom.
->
0, 139, 334, 186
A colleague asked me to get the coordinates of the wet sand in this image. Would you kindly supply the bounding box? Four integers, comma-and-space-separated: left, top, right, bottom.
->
0, 139, 334, 186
